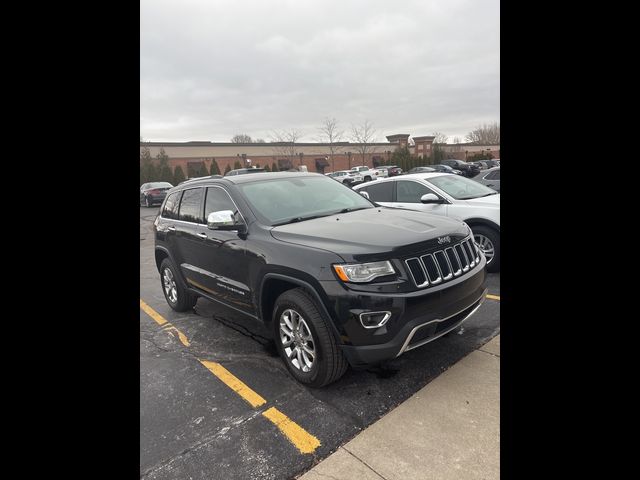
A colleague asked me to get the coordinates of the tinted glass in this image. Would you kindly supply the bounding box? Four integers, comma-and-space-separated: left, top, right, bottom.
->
162, 192, 181, 219
205, 187, 238, 220
396, 181, 436, 203
360, 181, 394, 202
486, 170, 500, 180
178, 188, 204, 223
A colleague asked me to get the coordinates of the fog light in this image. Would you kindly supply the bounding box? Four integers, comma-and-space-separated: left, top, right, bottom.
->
359, 311, 392, 329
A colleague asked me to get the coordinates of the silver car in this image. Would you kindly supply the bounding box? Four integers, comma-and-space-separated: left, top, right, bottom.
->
473, 167, 500, 192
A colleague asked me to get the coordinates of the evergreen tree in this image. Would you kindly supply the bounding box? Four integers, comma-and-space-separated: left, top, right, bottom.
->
209, 158, 220, 175
264, 164, 271, 172
233, 160, 242, 169
224, 164, 231, 175
272, 162, 278, 172
140, 146, 153, 184
173, 165, 186, 184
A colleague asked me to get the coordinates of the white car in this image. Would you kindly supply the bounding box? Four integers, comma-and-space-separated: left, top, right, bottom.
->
350, 166, 378, 182
328, 170, 364, 186
353, 173, 500, 272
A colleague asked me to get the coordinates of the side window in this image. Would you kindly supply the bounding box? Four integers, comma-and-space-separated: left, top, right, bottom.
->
487, 170, 500, 180
205, 187, 239, 222
161, 191, 181, 219
396, 181, 436, 203
178, 188, 204, 223
362, 182, 394, 202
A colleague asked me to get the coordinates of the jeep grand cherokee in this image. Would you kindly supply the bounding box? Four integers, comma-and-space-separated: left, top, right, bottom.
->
154, 172, 487, 387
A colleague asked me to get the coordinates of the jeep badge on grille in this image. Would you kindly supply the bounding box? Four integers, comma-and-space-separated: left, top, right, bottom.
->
437, 236, 451, 244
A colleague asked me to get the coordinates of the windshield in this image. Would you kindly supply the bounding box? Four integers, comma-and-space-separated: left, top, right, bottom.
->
426, 175, 497, 200
238, 175, 374, 226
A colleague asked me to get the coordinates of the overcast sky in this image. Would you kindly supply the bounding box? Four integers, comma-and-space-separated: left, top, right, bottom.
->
140, 0, 499, 143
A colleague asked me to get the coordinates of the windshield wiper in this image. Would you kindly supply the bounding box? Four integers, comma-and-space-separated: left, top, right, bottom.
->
337, 207, 370, 214
272, 214, 330, 226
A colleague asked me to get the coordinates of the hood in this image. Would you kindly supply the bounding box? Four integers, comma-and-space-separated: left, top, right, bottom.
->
464, 193, 500, 208
270, 207, 469, 261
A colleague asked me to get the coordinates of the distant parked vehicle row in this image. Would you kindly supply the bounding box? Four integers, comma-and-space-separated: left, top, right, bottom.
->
140, 182, 174, 207
327, 170, 363, 186
440, 159, 481, 178
350, 166, 377, 182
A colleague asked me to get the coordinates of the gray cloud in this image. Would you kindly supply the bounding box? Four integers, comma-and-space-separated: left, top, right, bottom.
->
141, 0, 499, 142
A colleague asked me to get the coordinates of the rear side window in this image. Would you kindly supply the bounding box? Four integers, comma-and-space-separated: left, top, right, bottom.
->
162, 192, 181, 219
360, 182, 394, 202
178, 188, 204, 223
205, 187, 237, 220
486, 170, 500, 180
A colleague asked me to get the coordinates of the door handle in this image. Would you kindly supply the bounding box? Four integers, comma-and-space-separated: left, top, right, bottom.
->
197, 232, 208, 239
168, 226, 176, 231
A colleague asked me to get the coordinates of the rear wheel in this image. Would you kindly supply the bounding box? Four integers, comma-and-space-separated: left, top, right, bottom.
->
160, 258, 197, 311
473, 225, 500, 273
364, 176, 371, 182
273, 288, 348, 387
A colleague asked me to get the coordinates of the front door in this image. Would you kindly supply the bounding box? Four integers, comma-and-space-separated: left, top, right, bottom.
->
393, 180, 448, 216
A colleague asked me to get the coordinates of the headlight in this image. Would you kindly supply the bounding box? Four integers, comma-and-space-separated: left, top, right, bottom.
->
333, 261, 395, 283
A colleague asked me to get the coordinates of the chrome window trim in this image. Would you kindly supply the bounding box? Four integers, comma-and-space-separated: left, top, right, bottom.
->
396, 290, 487, 357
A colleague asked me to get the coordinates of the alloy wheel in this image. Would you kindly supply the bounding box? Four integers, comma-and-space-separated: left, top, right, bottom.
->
474, 233, 495, 264
163, 268, 178, 304
279, 309, 316, 373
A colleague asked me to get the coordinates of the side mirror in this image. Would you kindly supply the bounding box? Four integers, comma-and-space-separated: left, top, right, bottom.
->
359, 191, 370, 199
420, 193, 441, 204
207, 210, 243, 231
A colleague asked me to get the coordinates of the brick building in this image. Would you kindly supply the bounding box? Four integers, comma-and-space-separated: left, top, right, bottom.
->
140, 135, 499, 177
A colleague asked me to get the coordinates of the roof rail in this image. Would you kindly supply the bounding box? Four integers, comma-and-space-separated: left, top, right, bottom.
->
178, 175, 223, 186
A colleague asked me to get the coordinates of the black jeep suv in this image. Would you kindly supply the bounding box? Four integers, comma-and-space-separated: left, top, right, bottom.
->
154, 172, 487, 387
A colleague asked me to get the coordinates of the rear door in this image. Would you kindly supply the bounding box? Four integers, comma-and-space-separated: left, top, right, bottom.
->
156, 190, 183, 260
173, 187, 207, 286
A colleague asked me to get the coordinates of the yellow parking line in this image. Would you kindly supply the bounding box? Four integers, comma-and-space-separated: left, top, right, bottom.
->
140, 298, 321, 454
486, 294, 500, 301
140, 299, 168, 325
199, 360, 267, 408
263, 407, 321, 454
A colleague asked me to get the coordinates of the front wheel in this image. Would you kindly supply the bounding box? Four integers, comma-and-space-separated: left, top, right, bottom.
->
473, 225, 500, 273
273, 288, 348, 387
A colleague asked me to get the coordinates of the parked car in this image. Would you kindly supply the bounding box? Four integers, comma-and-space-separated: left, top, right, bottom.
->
328, 170, 363, 186
431, 164, 463, 175
441, 159, 481, 178
407, 166, 436, 174
472, 161, 489, 170
140, 182, 173, 207
376, 167, 389, 178
473, 167, 500, 192
154, 172, 487, 386
484, 159, 500, 168
353, 173, 500, 272
225, 167, 266, 176
385, 165, 403, 177
350, 166, 377, 182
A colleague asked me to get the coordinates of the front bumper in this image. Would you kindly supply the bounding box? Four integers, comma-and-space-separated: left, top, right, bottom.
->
322, 260, 487, 367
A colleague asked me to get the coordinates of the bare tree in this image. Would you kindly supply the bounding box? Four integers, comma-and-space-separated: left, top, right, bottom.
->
270, 129, 303, 166
465, 122, 500, 144
231, 133, 253, 143
255, 138, 266, 143
317, 117, 344, 173
451, 136, 462, 152
432, 132, 448, 144
350, 120, 378, 166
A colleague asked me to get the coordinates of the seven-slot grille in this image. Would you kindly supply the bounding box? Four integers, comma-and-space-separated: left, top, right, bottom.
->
404, 236, 480, 288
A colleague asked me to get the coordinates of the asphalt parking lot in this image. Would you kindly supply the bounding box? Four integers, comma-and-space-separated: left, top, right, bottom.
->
140, 206, 501, 480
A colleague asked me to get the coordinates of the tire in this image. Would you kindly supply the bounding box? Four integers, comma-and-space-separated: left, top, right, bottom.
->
472, 225, 500, 273
273, 288, 348, 387
160, 258, 197, 312
364, 176, 371, 182
145, 196, 152, 208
